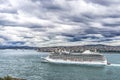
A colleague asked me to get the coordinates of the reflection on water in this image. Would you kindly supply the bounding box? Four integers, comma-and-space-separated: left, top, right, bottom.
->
0, 50, 120, 80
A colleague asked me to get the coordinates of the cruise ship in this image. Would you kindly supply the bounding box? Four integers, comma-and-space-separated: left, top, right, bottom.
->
42, 50, 108, 67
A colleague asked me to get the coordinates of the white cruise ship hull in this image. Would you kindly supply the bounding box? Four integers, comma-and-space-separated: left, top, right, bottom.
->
43, 57, 107, 67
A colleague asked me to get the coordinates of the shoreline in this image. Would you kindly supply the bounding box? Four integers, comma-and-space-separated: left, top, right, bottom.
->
0, 49, 120, 53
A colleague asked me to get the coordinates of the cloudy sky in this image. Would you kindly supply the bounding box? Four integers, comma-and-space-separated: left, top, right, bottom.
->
0, 0, 120, 47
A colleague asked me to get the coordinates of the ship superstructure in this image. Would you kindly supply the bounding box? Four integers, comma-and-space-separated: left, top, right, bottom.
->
43, 50, 108, 66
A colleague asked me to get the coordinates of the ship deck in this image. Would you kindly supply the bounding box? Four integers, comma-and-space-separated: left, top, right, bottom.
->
49, 53, 106, 62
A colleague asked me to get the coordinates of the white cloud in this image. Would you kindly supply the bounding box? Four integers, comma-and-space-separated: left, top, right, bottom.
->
86, 34, 104, 38
0, 38, 5, 43
0, 0, 120, 47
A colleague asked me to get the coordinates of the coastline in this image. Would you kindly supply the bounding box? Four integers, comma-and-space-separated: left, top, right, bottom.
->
37, 45, 120, 53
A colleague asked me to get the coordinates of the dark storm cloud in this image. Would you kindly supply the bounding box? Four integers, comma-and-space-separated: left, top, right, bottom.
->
102, 22, 120, 27
0, 19, 18, 26
84, 28, 120, 37
0, 9, 17, 14
85, 0, 111, 6
85, 0, 120, 6
0, 35, 9, 41
67, 15, 91, 24
0, 0, 120, 46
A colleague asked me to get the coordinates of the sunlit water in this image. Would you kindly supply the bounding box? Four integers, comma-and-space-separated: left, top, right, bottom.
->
0, 49, 120, 80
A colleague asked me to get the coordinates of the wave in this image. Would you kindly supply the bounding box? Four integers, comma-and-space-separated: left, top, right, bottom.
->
0, 49, 40, 56
107, 64, 120, 67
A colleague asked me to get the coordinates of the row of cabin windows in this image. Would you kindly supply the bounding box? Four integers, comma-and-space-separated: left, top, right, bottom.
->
49, 55, 104, 61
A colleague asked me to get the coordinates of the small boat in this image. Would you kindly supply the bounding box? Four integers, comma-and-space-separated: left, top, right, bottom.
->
42, 50, 108, 67
107, 62, 111, 65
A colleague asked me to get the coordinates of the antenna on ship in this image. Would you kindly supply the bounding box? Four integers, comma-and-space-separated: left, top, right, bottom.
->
95, 48, 97, 52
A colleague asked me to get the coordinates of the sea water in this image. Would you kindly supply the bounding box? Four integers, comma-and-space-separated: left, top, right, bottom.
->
0, 49, 120, 80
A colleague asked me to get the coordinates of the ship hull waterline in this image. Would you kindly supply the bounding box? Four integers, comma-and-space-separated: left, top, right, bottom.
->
42, 57, 107, 67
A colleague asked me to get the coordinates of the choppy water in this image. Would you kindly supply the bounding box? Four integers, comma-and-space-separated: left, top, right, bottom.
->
0, 49, 120, 80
